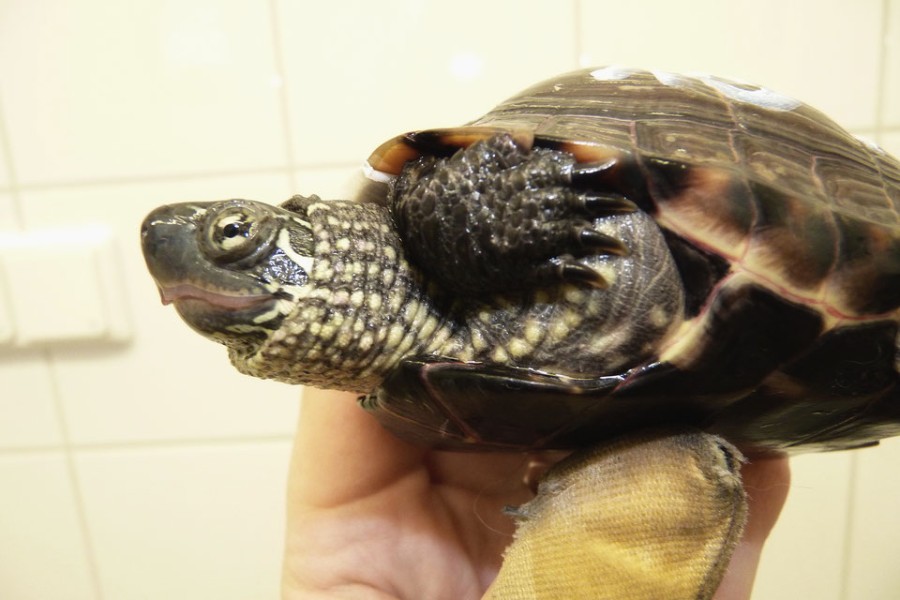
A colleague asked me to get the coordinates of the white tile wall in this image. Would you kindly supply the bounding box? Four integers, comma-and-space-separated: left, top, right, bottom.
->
293, 165, 362, 201
0, 453, 98, 600
884, 131, 900, 156
0, 192, 17, 232
0, 0, 288, 186
0, 350, 64, 449
844, 438, 900, 598
0, 1, 898, 598
0, 120, 10, 191
884, 0, 900, 127
76, 441, 291, 600
753, 452, 853, 600
277, 0, 578, 167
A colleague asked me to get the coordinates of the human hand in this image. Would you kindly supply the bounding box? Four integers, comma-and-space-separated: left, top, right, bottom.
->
282, 389, 790, 599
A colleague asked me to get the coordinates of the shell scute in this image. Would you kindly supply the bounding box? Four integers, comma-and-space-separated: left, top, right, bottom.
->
645, 162, 754, 261
744, 182, 838, 290
736, 134, 821, 199
634, 119, 737, 165
825, 215, 900, 316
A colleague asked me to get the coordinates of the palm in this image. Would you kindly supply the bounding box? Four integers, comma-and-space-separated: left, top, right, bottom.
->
282, 389, 540, 599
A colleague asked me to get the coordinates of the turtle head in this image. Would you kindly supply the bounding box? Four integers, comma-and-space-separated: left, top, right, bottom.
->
141, 198, 314, 356
142, 195, 438, 392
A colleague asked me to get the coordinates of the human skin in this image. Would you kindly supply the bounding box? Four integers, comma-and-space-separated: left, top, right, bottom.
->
282, 388, 791, 600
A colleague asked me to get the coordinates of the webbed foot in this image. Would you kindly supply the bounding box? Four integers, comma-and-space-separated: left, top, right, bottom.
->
390, 133, 636, 296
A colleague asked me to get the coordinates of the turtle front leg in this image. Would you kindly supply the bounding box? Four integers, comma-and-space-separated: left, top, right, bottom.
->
485, 432, 748, 600
390, 133, 635, 296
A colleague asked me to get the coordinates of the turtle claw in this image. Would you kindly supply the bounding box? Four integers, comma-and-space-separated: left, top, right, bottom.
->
581, 194, 638, 215
390, 133, 631, 296
570, 160, 617, 189
577, 227, 628, 256
556, 259, 608, 289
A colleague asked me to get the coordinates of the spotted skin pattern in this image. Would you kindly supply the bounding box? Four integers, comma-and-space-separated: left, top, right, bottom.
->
242, 194, 681, 392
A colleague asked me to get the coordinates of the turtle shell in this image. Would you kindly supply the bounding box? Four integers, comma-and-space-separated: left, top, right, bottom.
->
357, 67, 900, 453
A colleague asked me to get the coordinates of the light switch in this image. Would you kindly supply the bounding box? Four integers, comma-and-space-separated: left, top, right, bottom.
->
0, 225, 131, 346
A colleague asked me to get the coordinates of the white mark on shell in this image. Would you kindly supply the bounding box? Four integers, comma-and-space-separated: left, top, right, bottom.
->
650, 69, 687, 87
855, 134, 887, 154
647, 68, 802, 111
590, 66, 639, 81
697, 75, 802, 111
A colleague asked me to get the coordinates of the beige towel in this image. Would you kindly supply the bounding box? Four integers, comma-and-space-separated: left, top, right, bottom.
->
485, 433, 747, 600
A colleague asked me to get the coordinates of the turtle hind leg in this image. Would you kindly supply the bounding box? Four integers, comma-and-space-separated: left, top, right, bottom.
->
485, 432, 748, 600
390, 133, 636, 296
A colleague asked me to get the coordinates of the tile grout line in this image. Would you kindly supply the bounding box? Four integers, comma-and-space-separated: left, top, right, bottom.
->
267, 0, 299, 192
44, 349, 106, 600
0, 162, 359, 197
572, 0, 583, 67
873, 0, 892, 144
0, 432, 295, 456
837, 454, 859, 600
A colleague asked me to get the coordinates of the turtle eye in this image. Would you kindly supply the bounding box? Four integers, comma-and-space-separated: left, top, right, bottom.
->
202, 202, 278, 265
214, 213, 255, 249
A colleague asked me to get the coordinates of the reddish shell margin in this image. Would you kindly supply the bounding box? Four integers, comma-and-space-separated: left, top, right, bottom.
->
363, 125, 624, 186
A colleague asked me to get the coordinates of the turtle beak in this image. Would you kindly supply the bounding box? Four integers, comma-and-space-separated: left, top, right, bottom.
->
140, 203, 206, 291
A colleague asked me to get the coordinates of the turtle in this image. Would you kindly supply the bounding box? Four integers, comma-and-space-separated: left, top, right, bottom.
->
141, 67, 900, 598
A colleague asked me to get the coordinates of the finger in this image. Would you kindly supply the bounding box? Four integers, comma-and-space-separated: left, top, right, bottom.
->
289, 387, 427, 508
